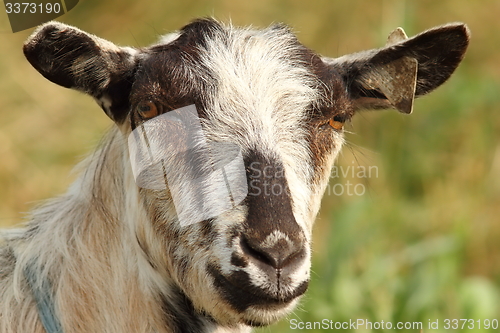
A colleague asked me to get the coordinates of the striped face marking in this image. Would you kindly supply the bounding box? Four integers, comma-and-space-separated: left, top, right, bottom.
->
121, 20, 348, 325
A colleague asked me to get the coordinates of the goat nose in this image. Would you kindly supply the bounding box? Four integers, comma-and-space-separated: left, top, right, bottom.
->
241, 234, 306, 270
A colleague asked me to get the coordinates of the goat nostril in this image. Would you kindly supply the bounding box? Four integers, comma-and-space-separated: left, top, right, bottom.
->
240, 237, 275, 267
240, 236, 305, 270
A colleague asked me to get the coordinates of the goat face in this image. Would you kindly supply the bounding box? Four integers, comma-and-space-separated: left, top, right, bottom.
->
23, 19, 468, 327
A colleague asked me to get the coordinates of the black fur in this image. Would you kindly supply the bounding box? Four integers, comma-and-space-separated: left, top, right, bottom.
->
330, 23, 470, 104
23, 23, 137, 122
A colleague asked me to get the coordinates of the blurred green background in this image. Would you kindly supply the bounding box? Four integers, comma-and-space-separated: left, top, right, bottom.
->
0, 0, 499, 332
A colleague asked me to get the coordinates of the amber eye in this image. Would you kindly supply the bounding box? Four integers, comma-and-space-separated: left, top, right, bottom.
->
328, 118, 344, 131
136, 101, 159, 119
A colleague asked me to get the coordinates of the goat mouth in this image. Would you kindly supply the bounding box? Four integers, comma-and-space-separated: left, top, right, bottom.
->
207, 264, 308, 313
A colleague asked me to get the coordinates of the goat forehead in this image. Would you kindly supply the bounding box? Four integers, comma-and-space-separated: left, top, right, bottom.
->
131, 23, 324, 233
136, 22, 322, 151
195, 32, 319, 190
198, 24, 321, 115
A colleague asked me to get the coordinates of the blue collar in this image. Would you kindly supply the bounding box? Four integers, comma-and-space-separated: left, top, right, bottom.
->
24, 262, 64, 333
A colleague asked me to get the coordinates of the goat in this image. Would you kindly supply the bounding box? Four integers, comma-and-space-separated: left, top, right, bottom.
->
0, 18, 469, 333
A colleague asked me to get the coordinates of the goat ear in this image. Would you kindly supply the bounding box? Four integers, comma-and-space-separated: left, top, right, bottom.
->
23, 22, 137, 122
326, 23, 470, 114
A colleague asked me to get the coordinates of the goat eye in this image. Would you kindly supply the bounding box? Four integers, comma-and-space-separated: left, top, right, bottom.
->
136, 101, 159, 119
328, 117, 344, 131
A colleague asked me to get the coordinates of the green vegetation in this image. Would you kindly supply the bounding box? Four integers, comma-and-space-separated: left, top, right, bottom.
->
1, 1, 499, 332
